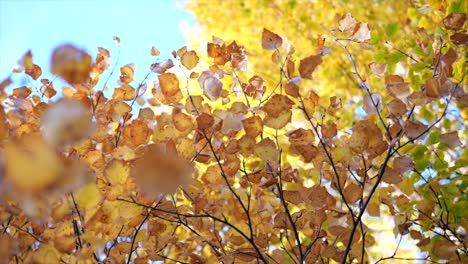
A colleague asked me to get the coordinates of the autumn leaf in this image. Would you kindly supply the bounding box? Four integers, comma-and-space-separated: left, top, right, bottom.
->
151, 46, 160, 56
368, 62, 387, 77
339, 13, 357, 32
158, 72, 180, 97
122, 119, 150, 146
262, 28, 283, 50
132, 144, 193, 194
181, 50, 200, 70
51, 44, 92, 84
439, 131, 462, 149
41, 99, 93, 147
4, 134, 62, 193
443, 13, 466, 30
351, 22, 371, 42
199, 70, 223, 101
299, 54, 322, 79
385, 75, 411, 99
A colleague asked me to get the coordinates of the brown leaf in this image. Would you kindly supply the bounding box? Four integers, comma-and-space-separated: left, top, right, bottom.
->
433, 239, 458, 260
263, 94, 294, 118
450, 32, 468, 47
343, 182, 362, 204
262, 28, 283, 50
387, 99, 407, 117
393, 156, 415, 174
283, 190, 303, 205
172, 111, 193, 132
368, 62, 387, 77
440, 131, 462, 149
0, 77, 12, 92
404, 120, 428, 139
363, 93, 383, 115
151, 59, 174, 74
25, 64, 42, 80
381, 167, 402, 184
51, 44, 92, 84
349, 120, 387, 159
196, 112, 215, 130
443, 13, 466, 30
263, 110, 292, 129
385, 75, 411, 99
425, 78, 440, 98
367, 201, 380, 217
299, 55, 322, 79
119, 64, 135, 84
285, 82, 299, 97
322, 123, 337, 139
242, 116, 263, 138
122, 119, 150, 146
408, 91, 429, 106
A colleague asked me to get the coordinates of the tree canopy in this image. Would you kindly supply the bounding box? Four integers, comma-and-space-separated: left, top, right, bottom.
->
0, 0, 467, 263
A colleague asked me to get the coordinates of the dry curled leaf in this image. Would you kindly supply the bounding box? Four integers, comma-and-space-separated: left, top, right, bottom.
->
339, 13, 357, 32
351, 22, 371, 42
199, 70, 223, 101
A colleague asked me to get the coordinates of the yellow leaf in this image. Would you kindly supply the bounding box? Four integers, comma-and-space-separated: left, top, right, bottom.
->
4, 135, 62, 193
105, 160, 129, 185
75, 183, 102, 209
181, 50, 200, 70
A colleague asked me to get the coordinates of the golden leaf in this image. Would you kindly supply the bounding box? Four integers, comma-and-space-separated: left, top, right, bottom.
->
181, 50, 200, 70
132, 144, 193, 194
51, 44, 92, 84
122, 119, 150, 146
4, 135, 62, 193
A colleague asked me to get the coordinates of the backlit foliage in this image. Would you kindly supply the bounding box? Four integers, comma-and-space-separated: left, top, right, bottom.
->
0, 2, 467, 263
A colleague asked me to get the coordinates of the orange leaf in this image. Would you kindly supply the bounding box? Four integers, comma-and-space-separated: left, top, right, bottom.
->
122, 119, 150, 146
51, 44, 92, 84
132, 144, 193, 194
159, 72, 180, 97
242, 116, 263, 138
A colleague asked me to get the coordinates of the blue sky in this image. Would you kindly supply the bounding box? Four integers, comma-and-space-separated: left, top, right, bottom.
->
0, 0, 195, 87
